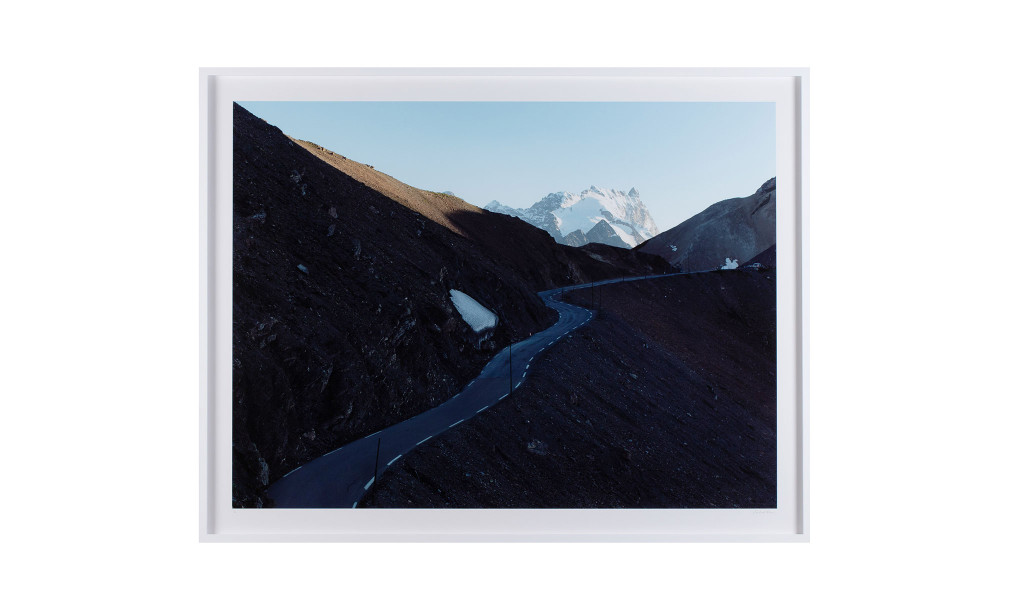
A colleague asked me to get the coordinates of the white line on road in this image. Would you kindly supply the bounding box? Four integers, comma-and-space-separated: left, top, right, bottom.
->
387, 454, 402, 466
417, 435, 434, 446
352, 502, 358, 509
365, 431, 379, 439
283, 465, 303, 478
478, 405, 491, 412
499, 394, 508, 401
525, 363, 530, 370
449, 418, 465, 428
364, 477, 375, 491
522, 371, 527, 378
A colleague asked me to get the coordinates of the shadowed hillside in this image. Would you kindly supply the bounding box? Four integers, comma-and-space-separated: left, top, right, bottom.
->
294, 137, 669, 288
745, 244, 776, 269
232, 103, 670, 506
636, 178, 776, 271
365, 269, 776, 508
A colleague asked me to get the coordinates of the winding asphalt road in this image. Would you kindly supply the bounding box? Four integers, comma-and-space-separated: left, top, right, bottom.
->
268, 273, 673, 508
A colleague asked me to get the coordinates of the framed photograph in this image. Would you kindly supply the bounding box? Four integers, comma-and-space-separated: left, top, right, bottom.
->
200, 68, 809, 541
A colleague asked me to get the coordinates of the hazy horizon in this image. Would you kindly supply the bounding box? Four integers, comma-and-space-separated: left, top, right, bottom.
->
239, 101, 775, 231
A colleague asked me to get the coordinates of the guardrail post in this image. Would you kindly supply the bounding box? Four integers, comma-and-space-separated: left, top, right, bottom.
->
372, 437, 381, 508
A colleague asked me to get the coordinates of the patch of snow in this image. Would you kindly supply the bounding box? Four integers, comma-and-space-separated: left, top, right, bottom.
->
552, 195, 605, 234
608, 223, 638, 248
669, 245, 677, 252
449, 289, 498, 332
720, 258, 739, 270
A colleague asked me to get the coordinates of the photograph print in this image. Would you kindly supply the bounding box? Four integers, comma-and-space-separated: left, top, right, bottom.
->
231, 100, 777, 509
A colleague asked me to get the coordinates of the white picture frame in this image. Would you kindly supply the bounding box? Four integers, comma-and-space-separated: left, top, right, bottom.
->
200, 67, 810, 541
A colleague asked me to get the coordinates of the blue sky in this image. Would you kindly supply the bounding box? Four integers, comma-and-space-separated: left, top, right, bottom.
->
239, 101, 775, 231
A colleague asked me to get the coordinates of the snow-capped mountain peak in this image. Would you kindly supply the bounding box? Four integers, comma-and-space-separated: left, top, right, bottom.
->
485, 187, 659, 248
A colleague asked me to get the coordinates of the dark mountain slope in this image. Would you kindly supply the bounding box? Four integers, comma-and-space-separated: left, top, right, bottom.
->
365, 269, 776, 508
294, 138, 670, 288
744, 244, 776, 269
232, 104, 669, 506
636, 178, 776, 272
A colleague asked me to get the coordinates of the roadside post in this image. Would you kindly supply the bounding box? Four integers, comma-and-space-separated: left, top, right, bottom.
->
372, 437, 381, 508
508, 342, 513, 393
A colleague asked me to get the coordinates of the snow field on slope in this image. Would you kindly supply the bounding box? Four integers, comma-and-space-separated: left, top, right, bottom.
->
608, 223, 638, 248
449, 289, 498, 332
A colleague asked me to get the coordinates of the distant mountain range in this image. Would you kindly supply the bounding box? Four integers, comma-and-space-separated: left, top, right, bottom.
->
636, 177, 776, 272
486, 186, 659, 249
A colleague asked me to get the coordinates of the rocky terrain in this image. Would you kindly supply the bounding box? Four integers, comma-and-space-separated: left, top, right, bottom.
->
744, 244, 777, 269
363, 268, 776, 508
232, 104, 669, 507
636, 178, 776, 271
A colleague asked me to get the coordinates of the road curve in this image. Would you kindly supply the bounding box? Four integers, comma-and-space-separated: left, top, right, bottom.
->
267, 272, 673, 508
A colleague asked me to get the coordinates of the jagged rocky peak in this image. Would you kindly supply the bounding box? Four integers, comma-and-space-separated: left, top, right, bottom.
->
484, 200, 521, 217
561, 229, 588, 247
484, 186, 659, 249
584, 219, 629, 249
531, 191, 568, 209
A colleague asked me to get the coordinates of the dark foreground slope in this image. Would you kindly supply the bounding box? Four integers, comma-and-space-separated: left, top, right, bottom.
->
636, 178, 776, 272
293, 138, 669, 287
364, 269, 776, 508
232, 104, 669, 507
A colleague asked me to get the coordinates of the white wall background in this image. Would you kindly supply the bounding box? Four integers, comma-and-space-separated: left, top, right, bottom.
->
2, 1, 1006, 608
